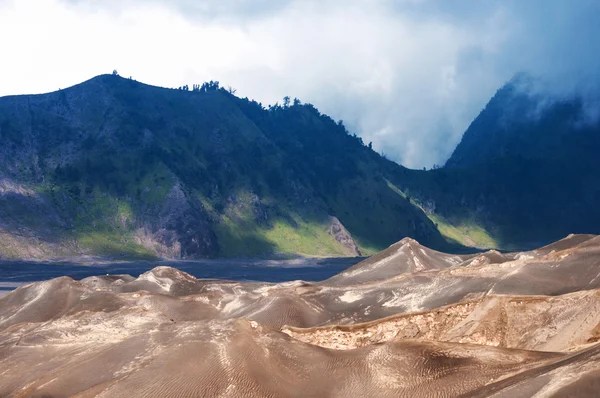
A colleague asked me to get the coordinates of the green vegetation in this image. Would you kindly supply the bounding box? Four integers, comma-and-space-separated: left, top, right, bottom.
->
214, 212, 350, 258
262, 214, 349, 257
75, 230, 156, 260
428, 214, 496, 248
385, 179, 496, 249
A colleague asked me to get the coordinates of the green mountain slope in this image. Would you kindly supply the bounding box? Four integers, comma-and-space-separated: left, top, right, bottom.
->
0, 75, 447, 259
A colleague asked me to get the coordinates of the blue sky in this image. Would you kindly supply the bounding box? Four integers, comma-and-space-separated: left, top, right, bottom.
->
1, 0, 598, 168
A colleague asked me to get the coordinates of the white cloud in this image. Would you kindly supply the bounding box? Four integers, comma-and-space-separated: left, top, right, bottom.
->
1, 0, 598, 168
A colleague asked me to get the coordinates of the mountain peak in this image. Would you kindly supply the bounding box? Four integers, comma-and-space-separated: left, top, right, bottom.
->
445, 75, 598, 169
0, 75, 445, 260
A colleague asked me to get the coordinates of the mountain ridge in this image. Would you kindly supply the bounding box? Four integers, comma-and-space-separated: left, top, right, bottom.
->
1, 73, 599, 259
0, 74, 447, 259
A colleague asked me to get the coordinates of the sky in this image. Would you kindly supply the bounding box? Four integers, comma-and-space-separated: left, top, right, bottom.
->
1, 0, 599, 168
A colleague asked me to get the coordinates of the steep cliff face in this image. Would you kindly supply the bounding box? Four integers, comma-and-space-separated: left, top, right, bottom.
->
0, 75, 443, 259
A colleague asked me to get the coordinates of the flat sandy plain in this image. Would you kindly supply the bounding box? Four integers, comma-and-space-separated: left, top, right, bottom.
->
3, 234, 600, 397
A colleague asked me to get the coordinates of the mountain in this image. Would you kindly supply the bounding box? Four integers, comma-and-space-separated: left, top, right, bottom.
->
0, 74, 446, 259
447, 75, 600, 168
3, 235, 600, 396
2, 74, 599, 259
389, 76, 600, 249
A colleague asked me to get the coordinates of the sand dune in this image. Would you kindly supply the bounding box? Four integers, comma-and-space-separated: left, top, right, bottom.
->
2, 234, 600, 396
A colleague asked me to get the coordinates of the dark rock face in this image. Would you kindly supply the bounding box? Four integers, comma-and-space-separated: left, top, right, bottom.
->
155, 184, 219, 259
3, 235, 600, 396
128, 183, 220, 259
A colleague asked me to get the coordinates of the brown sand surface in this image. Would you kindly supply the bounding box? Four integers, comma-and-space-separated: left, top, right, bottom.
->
2, 234, 600, 397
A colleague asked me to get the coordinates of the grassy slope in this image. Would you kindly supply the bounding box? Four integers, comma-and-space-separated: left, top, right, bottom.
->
384, 178, 496, 249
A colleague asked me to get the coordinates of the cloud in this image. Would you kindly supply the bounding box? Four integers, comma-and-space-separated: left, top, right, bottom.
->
1, 0, 599, 168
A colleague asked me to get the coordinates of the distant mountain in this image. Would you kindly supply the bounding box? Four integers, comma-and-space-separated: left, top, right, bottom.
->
447, 75, 600, 168
0, 75, 445, 259
392, 76, 600, 249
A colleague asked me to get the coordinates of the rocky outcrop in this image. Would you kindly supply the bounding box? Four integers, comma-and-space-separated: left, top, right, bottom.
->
135, 183, 219, 259
326, 216, 361, 256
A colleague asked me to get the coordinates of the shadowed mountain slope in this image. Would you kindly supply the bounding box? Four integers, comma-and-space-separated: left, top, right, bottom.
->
388, 75, 600, 249
447, 76, 600, 168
